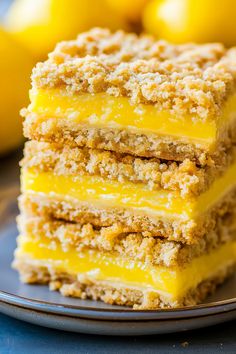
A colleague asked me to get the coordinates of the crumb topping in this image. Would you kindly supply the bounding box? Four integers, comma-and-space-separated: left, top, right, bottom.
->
32, 28, 236, 119
21, 141, 236, 198
20, 189, 236, 243
21, 141, 206, 197
18, 216, 235, 268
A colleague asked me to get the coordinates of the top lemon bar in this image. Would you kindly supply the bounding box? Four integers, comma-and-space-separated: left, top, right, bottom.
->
23, 28, 236, 165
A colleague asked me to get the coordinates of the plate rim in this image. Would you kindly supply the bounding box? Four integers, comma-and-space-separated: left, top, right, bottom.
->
0, 287, 236, 321
1, 300, 236, 335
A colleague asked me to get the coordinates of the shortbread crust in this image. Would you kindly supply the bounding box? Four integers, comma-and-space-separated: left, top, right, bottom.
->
19, 187, 236, 243
22, 112, 236, 165
18, 215, 236, 268
13, 256, 235, 309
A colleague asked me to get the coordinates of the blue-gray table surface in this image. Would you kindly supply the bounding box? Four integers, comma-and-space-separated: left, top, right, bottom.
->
0, 312, 236, 354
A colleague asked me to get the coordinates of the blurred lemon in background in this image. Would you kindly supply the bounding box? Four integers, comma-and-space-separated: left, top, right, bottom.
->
2, 0, 236, 158
143, 0, 236, 46
0, 27, 32, 155
5, 0, 129, 60
107, 0, 149, 23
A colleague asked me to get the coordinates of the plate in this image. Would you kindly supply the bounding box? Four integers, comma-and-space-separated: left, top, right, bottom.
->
0, 203, 236, 335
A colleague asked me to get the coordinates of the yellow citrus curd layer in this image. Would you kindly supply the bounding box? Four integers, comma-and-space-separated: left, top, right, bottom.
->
16, 234, 236, 300
29, 89, 236, 145
22, 161, 236, 219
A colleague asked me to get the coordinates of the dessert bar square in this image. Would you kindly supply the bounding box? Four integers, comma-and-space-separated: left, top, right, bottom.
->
15, 28, 236, 309
23, 28, 236, 165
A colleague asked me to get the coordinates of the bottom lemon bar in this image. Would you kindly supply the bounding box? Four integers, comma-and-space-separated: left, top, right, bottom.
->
13, 229, 236, 309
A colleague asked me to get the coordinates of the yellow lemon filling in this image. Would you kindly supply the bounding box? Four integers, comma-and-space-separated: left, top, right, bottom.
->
16, 234, 236, 300
22, 161, 236, 219
29, 89, 236, 146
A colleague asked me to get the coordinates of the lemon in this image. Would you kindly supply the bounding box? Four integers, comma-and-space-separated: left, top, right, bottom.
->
107, 0, 149, 23
0, 28, 32, 155
143, 0, 236, 46
5, 0, 128, 60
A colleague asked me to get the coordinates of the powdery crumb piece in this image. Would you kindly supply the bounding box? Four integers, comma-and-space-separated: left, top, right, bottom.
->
31, 28, 236, 119
181, 342, 189, 348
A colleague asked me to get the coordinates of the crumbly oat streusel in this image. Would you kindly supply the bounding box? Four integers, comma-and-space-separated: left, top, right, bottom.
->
21, 141, 236, 198
32, 28, 236, 119
18, 215, 236, 268
19, 187, 236, 244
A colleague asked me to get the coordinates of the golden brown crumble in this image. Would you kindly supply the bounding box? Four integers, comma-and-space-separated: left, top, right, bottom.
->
21, 141, 236, 198
19, 187, 236, 244
18, 215, 236, 268
21, 141, 205, 197
32, 28, 236, 119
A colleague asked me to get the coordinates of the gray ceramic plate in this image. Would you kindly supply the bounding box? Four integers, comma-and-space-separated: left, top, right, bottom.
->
0, 194, 236, 335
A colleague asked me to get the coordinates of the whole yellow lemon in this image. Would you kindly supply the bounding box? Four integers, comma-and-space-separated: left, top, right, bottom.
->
5, 0, 128, 60
0, 28, 32, 155
107, 0, 149, 23
143, 0, 236, 46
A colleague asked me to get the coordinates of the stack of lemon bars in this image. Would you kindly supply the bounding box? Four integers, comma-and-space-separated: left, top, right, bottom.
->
14, 28, 236, 309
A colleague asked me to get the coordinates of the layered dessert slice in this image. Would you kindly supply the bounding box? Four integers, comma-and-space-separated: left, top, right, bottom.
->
14, 214, 236, 308
22, 28, 236, 165
15, 28, 236, 309
20, 141, 236, 243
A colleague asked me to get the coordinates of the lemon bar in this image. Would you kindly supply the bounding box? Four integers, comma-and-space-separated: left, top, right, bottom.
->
20, 141, 236, 243
15, 28, 236, 309
22, 28, 236, 165
14, 215, 236, 309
